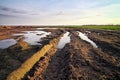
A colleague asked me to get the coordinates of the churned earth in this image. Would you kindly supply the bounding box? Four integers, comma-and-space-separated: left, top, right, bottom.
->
0, 26, 120, 80
23, 29, 120, 80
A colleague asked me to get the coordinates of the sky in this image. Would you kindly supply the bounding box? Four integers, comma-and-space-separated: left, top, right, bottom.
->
0, 0, 120, 25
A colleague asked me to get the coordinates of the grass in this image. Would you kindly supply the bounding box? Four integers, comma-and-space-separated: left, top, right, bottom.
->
63, 25, 120, 30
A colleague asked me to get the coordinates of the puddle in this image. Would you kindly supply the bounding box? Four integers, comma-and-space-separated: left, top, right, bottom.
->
78, 31, 98, 48
85, 31, 91, 33
0, 30, 51, 49
37, 28, 58, 30
13, 31, 51, 45
0, 39, 17, 49
58, 32, 70, 49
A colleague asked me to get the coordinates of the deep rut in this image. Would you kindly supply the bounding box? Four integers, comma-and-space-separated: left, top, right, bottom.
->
24, 30, 120, 80
43, 49, 70, 80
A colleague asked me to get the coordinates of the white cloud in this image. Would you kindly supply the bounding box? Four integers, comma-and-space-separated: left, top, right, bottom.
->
0, 0, 120, 25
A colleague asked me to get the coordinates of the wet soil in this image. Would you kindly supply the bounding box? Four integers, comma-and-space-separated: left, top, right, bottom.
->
0, 27, 120, 80
0, 27, 64, 80
0, 26, 33, 40
24, 29, 120, 80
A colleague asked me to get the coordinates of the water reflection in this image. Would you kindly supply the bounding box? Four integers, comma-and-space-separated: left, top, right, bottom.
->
58, 32, 70, 49
13, 31, 51, 45
78, 31, 98, 48
37, 28, 58, 30
0, 39, 17, 49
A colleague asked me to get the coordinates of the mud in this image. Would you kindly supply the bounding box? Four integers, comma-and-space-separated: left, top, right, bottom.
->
0, 27, 64, 80
0, 27, 120, 80
0, 26, 33, 40
23, 29, 120, 80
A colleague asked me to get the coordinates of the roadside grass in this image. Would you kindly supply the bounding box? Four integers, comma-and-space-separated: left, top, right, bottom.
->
63, 25, 120, 30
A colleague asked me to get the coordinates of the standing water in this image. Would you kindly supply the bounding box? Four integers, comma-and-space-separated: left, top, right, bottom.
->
13, 31, 51, 45
0, 30, 51, 49
78, 31, 98, 48
0, 39, 17, 49
58, 32, 70, 49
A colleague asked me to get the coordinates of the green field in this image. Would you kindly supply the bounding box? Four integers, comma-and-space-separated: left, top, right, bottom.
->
63, 25, 120, 30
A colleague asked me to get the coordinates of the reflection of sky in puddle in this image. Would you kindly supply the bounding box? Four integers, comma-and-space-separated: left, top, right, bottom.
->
13, 31, 51, 45
0, 30, 51, 49
0, 39, 17, 49
85, 31, 91, 34
78, 31, 98, 48
37, 28, 58, 30
58, 32, 70, 49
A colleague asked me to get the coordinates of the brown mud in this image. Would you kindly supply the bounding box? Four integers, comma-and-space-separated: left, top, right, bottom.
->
0, 26, 33, 40
0, 27, 120, 80
23, 29, 120, 80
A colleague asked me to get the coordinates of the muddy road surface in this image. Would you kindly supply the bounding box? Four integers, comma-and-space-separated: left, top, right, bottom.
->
23, 29, 120, 80
0, 27, 120, 80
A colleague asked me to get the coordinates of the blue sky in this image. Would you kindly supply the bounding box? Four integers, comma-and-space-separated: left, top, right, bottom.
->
0, 0, 120, 25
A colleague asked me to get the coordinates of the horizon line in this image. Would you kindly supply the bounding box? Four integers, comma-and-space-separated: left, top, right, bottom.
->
0, 24, 120, 26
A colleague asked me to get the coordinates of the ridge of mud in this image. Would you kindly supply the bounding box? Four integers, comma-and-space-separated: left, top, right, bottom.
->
26, 30, 120, 80
6, 29, 65, 80
1, 28, 120, 80
86, 30, 120, 67
23, 32, 65, 80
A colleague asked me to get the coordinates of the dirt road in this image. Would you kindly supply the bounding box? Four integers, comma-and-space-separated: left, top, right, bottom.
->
24, 29, 120, 80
